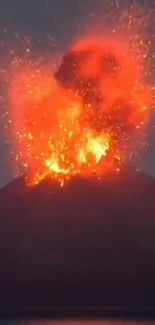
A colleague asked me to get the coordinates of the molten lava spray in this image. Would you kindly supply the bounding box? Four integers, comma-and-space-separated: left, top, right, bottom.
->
8, 36, 151, 187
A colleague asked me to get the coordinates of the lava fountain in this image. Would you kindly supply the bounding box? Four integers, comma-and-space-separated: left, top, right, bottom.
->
8, 36, 151, 187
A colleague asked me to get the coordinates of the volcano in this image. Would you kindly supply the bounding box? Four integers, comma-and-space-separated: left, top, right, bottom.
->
9, 38, 151, 189
0, 166, 155, 317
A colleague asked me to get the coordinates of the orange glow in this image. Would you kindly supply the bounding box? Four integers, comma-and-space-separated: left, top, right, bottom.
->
8, 37, 151, 187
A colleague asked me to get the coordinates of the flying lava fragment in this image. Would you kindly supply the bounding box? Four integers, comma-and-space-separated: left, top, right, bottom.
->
8, 36, 151, 187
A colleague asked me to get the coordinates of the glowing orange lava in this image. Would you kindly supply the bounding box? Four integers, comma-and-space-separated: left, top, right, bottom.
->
8, 37, 151, 187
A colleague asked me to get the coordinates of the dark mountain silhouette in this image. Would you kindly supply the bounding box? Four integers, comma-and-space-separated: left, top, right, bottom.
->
0, 165, 155, 317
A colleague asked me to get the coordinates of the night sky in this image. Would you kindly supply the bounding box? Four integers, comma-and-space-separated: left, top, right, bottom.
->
0, 0, 155, 188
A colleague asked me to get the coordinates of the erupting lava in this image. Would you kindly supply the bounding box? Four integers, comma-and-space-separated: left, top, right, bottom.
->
9, 37, 151, 187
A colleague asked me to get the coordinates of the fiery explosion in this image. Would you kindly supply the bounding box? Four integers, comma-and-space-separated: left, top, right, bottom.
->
7, 35, 151, 187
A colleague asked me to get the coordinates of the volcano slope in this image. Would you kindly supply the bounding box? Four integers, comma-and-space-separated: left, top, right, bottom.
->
0, 166, 155, 316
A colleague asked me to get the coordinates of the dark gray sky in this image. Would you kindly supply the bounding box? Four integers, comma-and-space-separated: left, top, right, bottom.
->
0, 0, 155, 187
